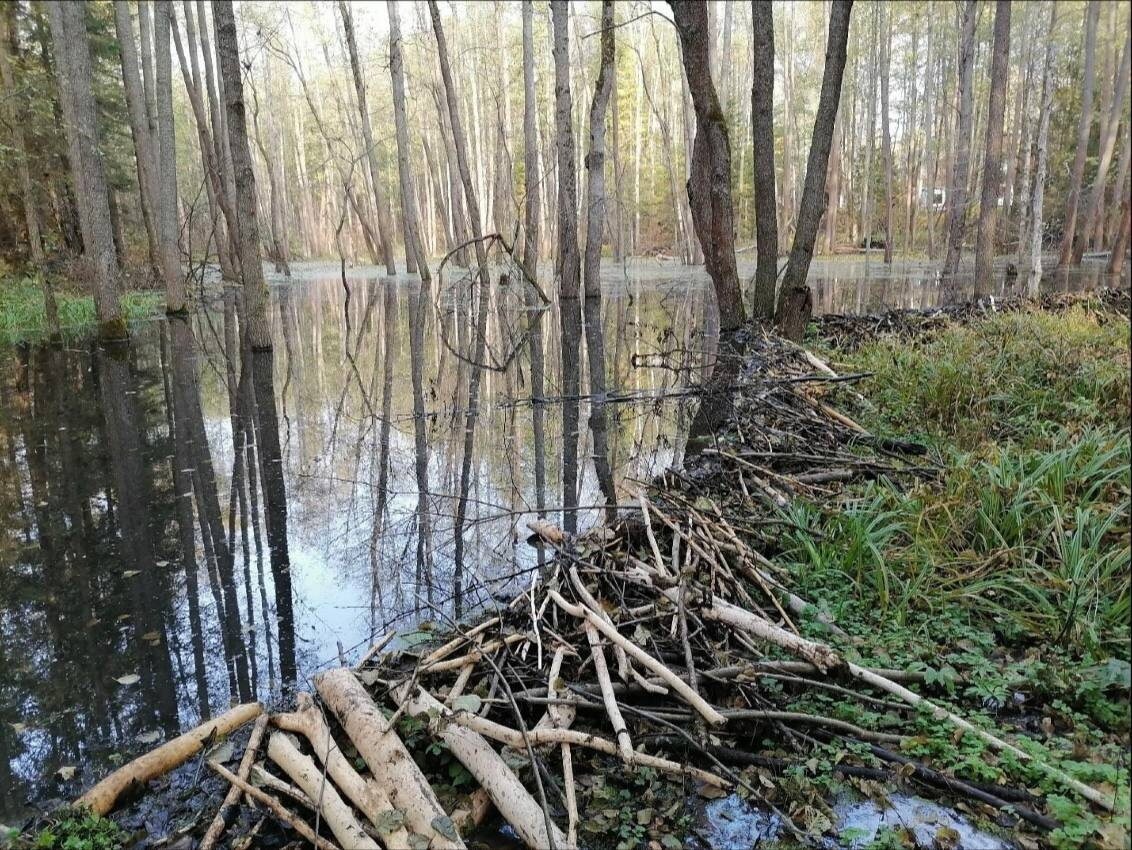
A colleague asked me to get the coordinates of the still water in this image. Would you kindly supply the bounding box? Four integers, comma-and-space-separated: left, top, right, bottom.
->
0, 256, 1118, 819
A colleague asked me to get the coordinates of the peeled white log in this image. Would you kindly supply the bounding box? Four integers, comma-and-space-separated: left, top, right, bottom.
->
272, 693, 412, 849
267, 732, 380, 850
393, 681, 573, 850
315, 668, 465, 848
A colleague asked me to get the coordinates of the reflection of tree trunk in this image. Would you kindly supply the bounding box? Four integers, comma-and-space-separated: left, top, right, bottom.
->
169, 317, 252, 701
407, 285, 435, 607
159, 325, 211, 720
95, 344, 180, 735
369, 284, 396, 625
247, 344, 297, 688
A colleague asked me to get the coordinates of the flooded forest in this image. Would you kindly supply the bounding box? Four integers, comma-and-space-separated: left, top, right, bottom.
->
0, 1, 1129, 849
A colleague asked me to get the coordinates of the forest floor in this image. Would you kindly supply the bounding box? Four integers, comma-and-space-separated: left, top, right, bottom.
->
15, 289, 1131, 850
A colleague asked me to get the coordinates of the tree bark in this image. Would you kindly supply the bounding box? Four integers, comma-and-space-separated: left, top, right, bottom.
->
1025, 4, 1058, 294
670, 2, 746, 332
1057, 1, 1100, 267
387, 0, 429, 281
154, 1, 186, 312
942, 0, 977, 278
213, 0, 271, 350
880, 5, 894, 265
973, 0, 1012, 296
1073, 29, 1131, 263
774, 0, 852, 342
750, 0, 778, 319
339, 0, 397, 274
46, 0, 125, 339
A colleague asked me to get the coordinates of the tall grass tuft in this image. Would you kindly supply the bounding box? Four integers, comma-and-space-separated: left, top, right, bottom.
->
0, 277, 161, 344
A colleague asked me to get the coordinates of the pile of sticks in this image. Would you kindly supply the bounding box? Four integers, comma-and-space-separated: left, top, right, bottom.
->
74, 332, 1115, 848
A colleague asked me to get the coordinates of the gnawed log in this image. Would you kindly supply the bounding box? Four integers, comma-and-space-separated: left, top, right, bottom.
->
393, 681, 573, 850
76, 702, 263, 815
272, 693, 411, 849
209, 760, 338, 850
314, 668, 465, 848
266, 732, 380, 850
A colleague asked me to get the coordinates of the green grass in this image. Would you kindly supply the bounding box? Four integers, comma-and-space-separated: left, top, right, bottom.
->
0, 277, 162, 344
771, 307, 1131, 847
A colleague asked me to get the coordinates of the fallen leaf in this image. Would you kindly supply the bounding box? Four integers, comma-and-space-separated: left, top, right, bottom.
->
115, 674, 140, 686
56, 766, 76, 781
122, 570, 141, 579
10, 723, 27, 734
136, 730, 162, 745
431, 816, 459, 841
141, 631, 161, 644
451, 694, 482, 714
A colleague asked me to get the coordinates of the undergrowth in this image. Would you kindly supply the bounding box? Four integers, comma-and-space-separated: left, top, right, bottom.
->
771, 307, 1131, 848
0, 278, 161, 344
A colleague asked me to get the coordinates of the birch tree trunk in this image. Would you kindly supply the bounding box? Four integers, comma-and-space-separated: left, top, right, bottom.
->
750, 0, 778, 320
339, 0, 396, 274
1058, 0, 1100, 268
46, 0, 125, 339
880, 4, 894, 265
213, 0, 270, 349
1026, 4, 1058, 294
942, 0, 977, 278
774, 0, 852, 342
973, 0, 1011, 296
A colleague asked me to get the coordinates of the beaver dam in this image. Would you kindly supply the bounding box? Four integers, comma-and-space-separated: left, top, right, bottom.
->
22, 289, 1129, 850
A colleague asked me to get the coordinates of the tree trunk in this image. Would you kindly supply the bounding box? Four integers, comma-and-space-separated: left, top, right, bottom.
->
973, 0, 1012, 296
339, 0, 397, 274
583, 0, 617, 520
46, 0, 125, 339
154, 1, 186, 312
1058, 0, 1100, 267
1025, 4, 1058, 294
387, 0, 430, 281
670, 2, 746, 332
1073, 29, 1131, 263
428, 0, 493, 615
213, 0, 270, 350
774, 0, 852, 341
880, 4, 894, 265
942, 0, 977, 278
750, 0, 778, 319
551, 0, 582, 531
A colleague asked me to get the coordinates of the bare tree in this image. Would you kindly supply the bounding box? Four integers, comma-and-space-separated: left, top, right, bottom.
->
155, 1, 186, 312
46, 0, 125, 338
942, 0, 977, 278
339, 0, 397, 274
774, 0, 853, 341
387, 0, 430, 280
880, 4, 894, 265
213, 0, 270, 349
973, 0, 1011, 296
1025, 4, 1058, 294
1074, 29, 1131, 263
670, 2, 745, 331
750, 0, 778, 319
1058, 0, 1100, 267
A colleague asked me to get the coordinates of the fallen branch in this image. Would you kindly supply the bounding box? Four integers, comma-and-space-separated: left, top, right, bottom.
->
76, 702, 263, 815
199, 713, 270, 850
208, 760, 339, 850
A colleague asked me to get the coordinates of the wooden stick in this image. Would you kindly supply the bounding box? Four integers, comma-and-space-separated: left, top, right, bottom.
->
421, 617, 501, 667
315, 668, 465, 848
423, 632, 528, 673
249, 764, 315, 809
76, 702, 263, 815
567, 567, 630, 681
272, 693, 412, 848
550, 590, 727, 726
393, 682, 572, 850
353, 630, 397, 671
199, 713, 270, 850
208, 761, 339, 850
583, 622, 633, 760
267, 732, 380, 850
547, 648, 578, 848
